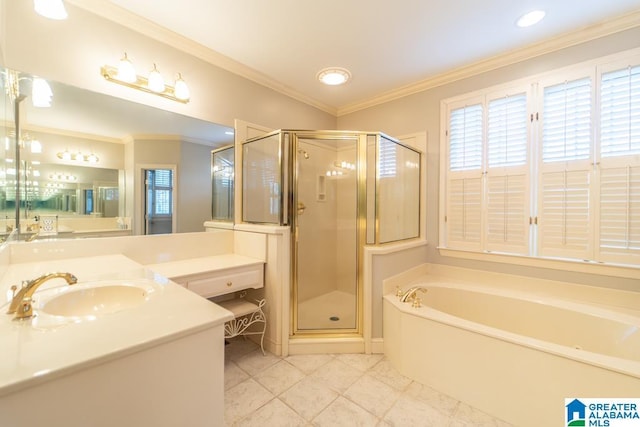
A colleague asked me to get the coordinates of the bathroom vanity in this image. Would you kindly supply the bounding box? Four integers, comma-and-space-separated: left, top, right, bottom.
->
0, 231, 266, 427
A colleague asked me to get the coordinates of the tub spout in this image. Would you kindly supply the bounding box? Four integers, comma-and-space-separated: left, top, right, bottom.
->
399, 286, 428, 303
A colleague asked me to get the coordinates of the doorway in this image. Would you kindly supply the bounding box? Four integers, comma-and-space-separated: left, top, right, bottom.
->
144, 168, 174, 235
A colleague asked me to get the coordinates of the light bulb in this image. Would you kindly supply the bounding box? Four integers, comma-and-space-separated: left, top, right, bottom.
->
30, 140, 42, 154
34, 0, 68, 20
32, 78, 53, 107
117, 53, 137, 83
148, 64, 165, 93
174, 74, 190, 101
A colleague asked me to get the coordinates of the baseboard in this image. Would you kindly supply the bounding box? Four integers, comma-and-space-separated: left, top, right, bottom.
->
371, 338, 384, 354
287, 337, 365, 355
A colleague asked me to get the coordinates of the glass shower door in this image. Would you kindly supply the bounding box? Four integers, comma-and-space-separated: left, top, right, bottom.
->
294, 136, 359, 333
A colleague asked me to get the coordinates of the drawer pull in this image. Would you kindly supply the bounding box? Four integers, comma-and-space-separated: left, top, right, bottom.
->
226, 281, 233, 287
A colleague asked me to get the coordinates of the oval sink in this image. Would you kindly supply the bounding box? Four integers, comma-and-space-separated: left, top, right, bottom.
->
40, 285, 149, 317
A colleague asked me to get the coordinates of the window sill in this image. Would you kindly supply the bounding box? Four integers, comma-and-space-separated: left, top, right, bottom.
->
437, 247, 640, 280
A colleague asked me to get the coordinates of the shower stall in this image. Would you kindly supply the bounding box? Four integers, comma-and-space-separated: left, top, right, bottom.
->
242, 130, 421, 337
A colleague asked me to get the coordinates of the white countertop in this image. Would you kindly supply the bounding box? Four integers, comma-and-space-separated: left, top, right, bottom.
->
146, 254, 265, 280
0, 254, 234, 397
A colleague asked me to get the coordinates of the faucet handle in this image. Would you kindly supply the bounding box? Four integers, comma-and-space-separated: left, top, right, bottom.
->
412, 297, 422, 308
395, 286, 404, 299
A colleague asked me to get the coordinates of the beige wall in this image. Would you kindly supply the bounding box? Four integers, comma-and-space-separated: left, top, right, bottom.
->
339, 28, 640, 290
178, 141, 212, 232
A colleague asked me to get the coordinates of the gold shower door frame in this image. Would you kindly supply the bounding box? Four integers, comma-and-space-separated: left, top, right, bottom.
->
290, 131, 367, 338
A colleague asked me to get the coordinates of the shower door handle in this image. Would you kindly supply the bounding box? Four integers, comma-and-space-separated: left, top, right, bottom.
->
297, 202, 306, 215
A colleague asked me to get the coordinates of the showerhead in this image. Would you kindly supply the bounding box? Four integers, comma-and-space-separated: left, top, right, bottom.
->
298, 149, 310, 159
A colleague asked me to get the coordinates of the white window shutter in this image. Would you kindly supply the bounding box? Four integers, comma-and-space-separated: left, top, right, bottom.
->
538, 169, 592, 259
486, 92, 530, 254
487, 94, 528, 168
538, 77, 593, 260
541, 78, 592, 163
447, 177, 483, 250
597, 63, 640, 263
486, 174, 529, 253
449, 104, 483, 171
446, 102, 484, 250
600, 65, 640, 158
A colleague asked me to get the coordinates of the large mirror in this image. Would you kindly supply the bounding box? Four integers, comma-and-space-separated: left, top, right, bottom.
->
1, 67, 234, 239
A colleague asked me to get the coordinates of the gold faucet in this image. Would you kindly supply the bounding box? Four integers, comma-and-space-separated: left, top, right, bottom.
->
399, 286, 428, 302
7, 272, 78, 320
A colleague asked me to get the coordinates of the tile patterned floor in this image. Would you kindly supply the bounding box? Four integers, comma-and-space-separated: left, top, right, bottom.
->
224, 339, 513, 426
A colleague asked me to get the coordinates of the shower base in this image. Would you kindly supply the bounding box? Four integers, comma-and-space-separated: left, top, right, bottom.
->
297, 290, 356, 330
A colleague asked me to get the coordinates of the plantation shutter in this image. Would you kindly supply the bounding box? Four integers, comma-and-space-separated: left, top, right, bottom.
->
486, 92, 530, 254
446, 103, 483, 250
598, 64, 640, 263
538, 76, 594, 259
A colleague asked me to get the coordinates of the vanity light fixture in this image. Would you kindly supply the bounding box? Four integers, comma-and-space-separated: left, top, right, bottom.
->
317, 67, 351, 86
34, 0, 68, 20
102, 53, 190, 103
49, 173, 77, 182
56, 149, 100, 164
57, 149, 72, 161
516, 10, 545, 28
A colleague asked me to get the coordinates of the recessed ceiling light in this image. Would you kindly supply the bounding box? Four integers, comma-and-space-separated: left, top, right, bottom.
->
317, 67, 351, 86
517, 10, 545, 28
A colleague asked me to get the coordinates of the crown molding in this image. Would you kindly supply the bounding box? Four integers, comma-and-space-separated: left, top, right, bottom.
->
337, 9, 640, 116
66, 0, 338, 116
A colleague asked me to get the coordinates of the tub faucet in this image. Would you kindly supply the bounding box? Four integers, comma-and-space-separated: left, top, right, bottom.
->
399, 286, 428, 303
7, 272, 78, 320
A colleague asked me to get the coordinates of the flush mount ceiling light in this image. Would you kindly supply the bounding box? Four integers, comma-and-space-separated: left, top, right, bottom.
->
102, 53, 190, 103
317, 67, 351, 86
33, 0, 68, 20
516, 10, 546, 28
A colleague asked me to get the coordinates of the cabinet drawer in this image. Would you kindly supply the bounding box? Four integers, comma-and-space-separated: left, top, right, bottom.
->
187, 267, 263, 298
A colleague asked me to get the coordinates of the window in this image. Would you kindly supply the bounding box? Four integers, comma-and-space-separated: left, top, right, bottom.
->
147, 169, 173, 216
445, 89, 530, 255
441, 49, 640, 268
597, 62, 640, 265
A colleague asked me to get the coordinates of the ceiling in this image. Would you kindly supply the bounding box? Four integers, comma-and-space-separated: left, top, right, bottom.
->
93, 0, 640, 115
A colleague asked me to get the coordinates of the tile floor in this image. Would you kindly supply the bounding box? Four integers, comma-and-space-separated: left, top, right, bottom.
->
224, 338, 513, 426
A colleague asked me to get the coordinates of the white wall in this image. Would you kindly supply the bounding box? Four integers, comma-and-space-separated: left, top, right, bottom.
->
339, 27, 640, 291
